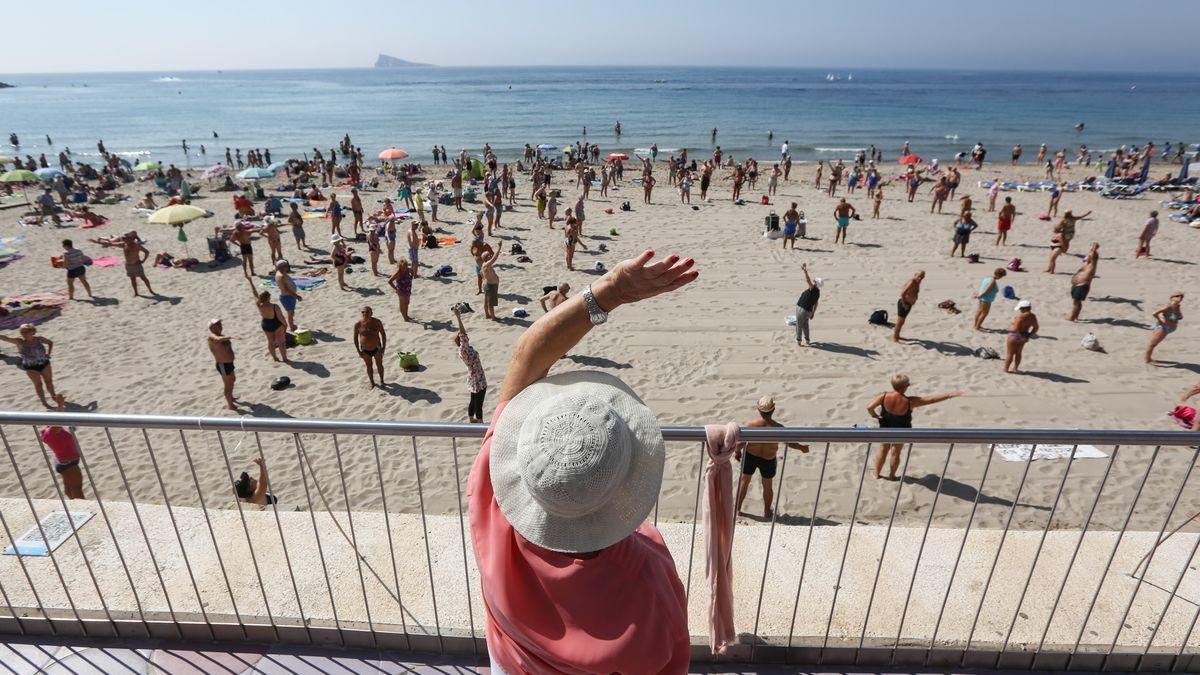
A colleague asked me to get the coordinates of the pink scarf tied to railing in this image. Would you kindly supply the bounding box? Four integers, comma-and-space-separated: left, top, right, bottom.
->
704, 422, 740, 653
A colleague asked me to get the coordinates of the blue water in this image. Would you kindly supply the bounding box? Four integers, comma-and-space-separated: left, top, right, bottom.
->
3, 67, 1198, 166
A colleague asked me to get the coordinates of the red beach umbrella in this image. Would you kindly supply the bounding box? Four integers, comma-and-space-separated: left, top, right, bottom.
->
606, 153, 629, 161
899, 155, 922, 165
378, 148, 409, 160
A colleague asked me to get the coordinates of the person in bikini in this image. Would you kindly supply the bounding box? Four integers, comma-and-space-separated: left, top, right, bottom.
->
1005, 300, 1039, 373
1068, 242, 1099, 322
866, 375, 962, 479
250, 282, 288, 362
353, 306, 387, 387
893, 270, 924, 342
207, 319, 237, 410
1145, 292, 1184, 364
735, 396, 809, 517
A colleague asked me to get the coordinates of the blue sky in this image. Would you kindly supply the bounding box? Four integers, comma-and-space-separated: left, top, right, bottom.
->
4, 0, 1198, 73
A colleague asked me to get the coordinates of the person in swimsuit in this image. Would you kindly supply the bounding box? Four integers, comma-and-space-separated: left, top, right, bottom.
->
1146, 292, 1184, 364
41, 393, 85, 499
1005, 300, 1039, 373
96, 231, 156, 296
1047, 182, 1064, 218
224, 224, 258, 280
833, 198, 856, 245
1068, 242, 1099, 322
385, 216, 398, 265
987, 178, 1001, 212
367, 224, 383, 277
287, 202, 307, 251
406, 221, 421, 278
540, 283, 570, 312
974, 268, 1007, 331
260, 216, 284, 265
735, 396, 809, 517
234, 458, 278, 506
782, 202, 802, 249
207, 319, 237, 410
1136, 210, 1159, 258
251, 283, 288, 362
330, 234, 351, 291
328, 194, 344, 237
481, 242, 503, 320
388, 259, 414, 321
894, 271, 924, 343
60, 239, 95, 301
1046, 210, 1091, 274
1, 324, 57, 408
996, 196, 1016, 246
274, 260, 301, 330
867, 374, 963, 479
353, 306, 388, 387
950, 211, 978, 257
564, 215, 587, 270
350, 188, 364, 235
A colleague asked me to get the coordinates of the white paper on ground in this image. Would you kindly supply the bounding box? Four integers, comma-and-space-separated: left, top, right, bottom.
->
994, 444, 1107, 462
3, 511, 94, 556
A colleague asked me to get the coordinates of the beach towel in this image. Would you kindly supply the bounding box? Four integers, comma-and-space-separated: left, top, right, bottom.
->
265, 277, 325, 290
0, 306, 61, 331
704, 423, 739, 654
79, 215, 109, 229
91, 256, 123, 268
435, 236, 457, 246
1169, 405, 1196, 430
994, 444, 1107, 462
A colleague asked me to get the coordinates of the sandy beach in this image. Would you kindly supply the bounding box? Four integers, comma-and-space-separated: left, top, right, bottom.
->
1, 157, 1198, 531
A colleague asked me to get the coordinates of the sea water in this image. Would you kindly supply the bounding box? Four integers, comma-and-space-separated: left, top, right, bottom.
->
3, 66, 1198, 167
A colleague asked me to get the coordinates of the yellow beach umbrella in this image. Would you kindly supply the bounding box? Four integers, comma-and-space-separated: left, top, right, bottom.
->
147, 204, 208, 225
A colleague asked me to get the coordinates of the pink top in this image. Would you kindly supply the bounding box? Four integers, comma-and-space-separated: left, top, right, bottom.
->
40, 427, 79, 463
469, 402, 690, 674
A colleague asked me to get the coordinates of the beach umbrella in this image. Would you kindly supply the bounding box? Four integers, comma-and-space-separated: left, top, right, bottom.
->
536, 144, 558, 152
236, 167, 275, 180
606, 153, 629, 161
202, 164, 230, 180
0, 156, 14, 166
35, 167, 65, 181
899, 155, 921, 165
268, 161, 288, 172
148, 204, 208, 225
135, 161, 162, 171
378, 148, 409, 161
1, 169, 41, 204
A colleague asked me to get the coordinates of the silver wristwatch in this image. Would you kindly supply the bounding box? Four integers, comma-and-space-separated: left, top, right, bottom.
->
582, 284, 608, 325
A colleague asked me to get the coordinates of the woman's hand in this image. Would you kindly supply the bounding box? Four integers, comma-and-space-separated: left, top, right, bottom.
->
591, 250, 698, 312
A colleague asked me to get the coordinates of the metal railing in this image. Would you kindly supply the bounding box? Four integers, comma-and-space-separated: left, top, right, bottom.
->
0, 410, 1198, 670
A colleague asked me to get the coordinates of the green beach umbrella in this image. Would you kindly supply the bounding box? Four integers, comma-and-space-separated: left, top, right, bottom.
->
135, 161, 162, 171
236, 167, 275, 180
148, 204, 208, 225
1, 169, 41, 204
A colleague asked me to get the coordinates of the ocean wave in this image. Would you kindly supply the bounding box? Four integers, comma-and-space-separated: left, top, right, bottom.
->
152, 77, 184, 82
76, 150, 153, 157
634, 147, 678, 154
814, 147, 865, 153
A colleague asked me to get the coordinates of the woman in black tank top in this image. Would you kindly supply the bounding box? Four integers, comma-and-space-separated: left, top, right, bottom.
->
867, 375, 963, 480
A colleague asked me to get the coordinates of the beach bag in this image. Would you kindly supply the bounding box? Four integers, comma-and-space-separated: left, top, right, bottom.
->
294, 329, 313, 346
510, 243, 526, 255
974, 347, 1000, 360
594, 262, 606, 272
761, 195, 769, 204
1007, 257, 1022, 272
1003, 285, 1018, 300
398, 352, 420, 371
270, 376, 292, 391
1169, 405, 1196, 430
621, 201, 631, 211
604, 208, 614, 214
765, 212, 780, 230
516, 255, 533, 263
1081, 332, 1102, 352
869, 309, 888, 325
937, 300, 961, 314
967, 253, 980, 263
609, 228, 618, 236
424, 234, 439, 249
434, 264, 454, 277
284, 332, 298, 348
451, 302, 473, 314
512, 308, 529, 318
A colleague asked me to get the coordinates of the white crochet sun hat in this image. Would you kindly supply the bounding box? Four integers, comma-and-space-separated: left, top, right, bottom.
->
490, 370, 665, 553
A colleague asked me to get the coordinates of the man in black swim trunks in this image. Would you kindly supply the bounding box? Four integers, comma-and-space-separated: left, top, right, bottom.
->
206, 318, 237, 410
353, 306, 387, 388
1068, 242, 1099, 322
735, 396, 809, 518
893, 270, 924, 343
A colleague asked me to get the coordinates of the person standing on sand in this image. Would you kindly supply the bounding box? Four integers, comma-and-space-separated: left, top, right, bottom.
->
388, 259, 413, 321
329, 194, 344, 237
1068, 243, 1100, 322
833, 198, 855, 245
97, 231, 155, 296
565, 215, 588, 270
1047, 181, 1064, 218
406, 221, 421, 278
987, 178, 1001, 212
1136, 210, 1159, 258
453, 307, 487, 423
250, 284, 288, 363
996, 197, 1016, 246
735, 396, 809, 517
225, 224, 258, 279
930, 177, 949, 214
1005, 300, 1039, 373
350, 188, 364, 235
1146, 292, 1184, 364
950, 212, 978, 258
353, 306, 387, 388
287, 202, 307, 251
41, 394, 84, 499
60, 239, 94, 300
451, 169, 464, 211
867, 375, 962, 480
1046, 210, 1090, 274
207, 319, 237, 410
894, 271, 924, 342
872, 186, 884, 219
794, 263, 822, 346
1, 324, 58, 408
481, 242, 504, 320
974, 268, 1006, 331
274, 261, 301, 330
540, 283, 570, 312
782, 202, 802, 248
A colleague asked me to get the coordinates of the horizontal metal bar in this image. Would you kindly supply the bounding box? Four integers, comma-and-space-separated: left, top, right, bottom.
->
0, 410, 1196, 445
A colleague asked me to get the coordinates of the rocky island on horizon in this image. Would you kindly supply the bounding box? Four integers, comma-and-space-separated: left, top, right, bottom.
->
374, 54, 432, 68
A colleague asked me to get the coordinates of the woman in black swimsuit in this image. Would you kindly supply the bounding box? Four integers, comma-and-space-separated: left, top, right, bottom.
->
251, 284, 288, 362
866, 374, 963, 480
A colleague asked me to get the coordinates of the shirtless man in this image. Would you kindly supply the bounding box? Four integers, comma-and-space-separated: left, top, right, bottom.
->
221, 224, 257, 278
353, 306, 387, 388
540, 283, 570, 312
1005, 300, 1039, 373
996, 196, 1016, 245
274, 260, 301, 330
832, 198, 856, 245
481, 242, 504, 320
207, 319, 237, 410
782, 202, 803, 248
894, 271, 924, 342
451, 169, 464, 211
350, 188, 364, 235
734, 396, 809, 518
1068, 243, 1099, 322
99, 231, 155, 296
406, 221, 421, 278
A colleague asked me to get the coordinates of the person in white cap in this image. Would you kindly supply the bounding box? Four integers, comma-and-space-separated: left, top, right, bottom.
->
469, 250, 697, 674
1005, 300, 1039, 374
795, 263, 822, 346
735, 395, 809, 517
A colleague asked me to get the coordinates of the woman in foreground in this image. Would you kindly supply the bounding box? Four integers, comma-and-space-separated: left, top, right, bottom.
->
469, 250, 696, 674
866, 375, 962, 480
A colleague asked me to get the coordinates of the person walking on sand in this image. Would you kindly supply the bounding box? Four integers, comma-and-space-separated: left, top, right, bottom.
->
867, 375, 962, 480
950, 211, 978, 258
1136, 210, 1159, 258
367, 224, 383, 276
453, 307, 487, 423
996, 196, 1016, 246
1068, 242, 1099, 322
41, 394, 84, 499
1046, 210, 1090, 274
1005, 300, 1039, 373
353, 306, 387, 388
833, 198, 856, 245
782, 202, 803, 248
274, 260, 301, 330
388, 258, 413, 321
250, 283, 288, 362
207, 319, 237, 410
1, 324, 58, 408
60, 239, 94, 300
794, 263, 822, 346
1146, 292, 1184, 364
481, 242, 504, 320
973, 268, 1006, 331
893, 271, 924, 343
735, 396, 809, 517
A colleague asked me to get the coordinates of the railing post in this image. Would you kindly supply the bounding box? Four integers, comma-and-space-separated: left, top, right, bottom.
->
292, 432, 344, 645
857, 442, 915, 662
785, 442, 830, 663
